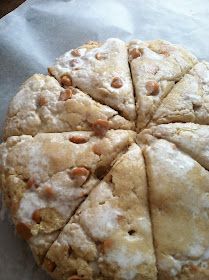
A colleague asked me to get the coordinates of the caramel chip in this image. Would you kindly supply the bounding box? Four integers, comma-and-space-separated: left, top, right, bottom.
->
69, 135, 88, 144
92, 143, 102, 156
59, 89, 73, 101
38, 96, 48, 107
70, 167, 90, 178
43, 258, 56, 272
32, 209, 42, 224
92, 119, 109, 137
102, 239, 113, 253
129, 48, 142, 59
27, 177, 38, 189
60, 75, 72, 87
111, 77, 123, 88
71, 49, 81, 57
43, 186, 54, 199
16, 223, 32, 240
95, 52, 107, 60
146, 81, 160, 96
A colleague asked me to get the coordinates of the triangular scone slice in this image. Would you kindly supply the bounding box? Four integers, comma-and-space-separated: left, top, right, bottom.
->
43, 144, 157, 280
128, 39, 197, 131
151, 61, 209, 125
48, 38, 136, 121
4, 74, 134, 138
142, 137, 209, 279
0, 130, 135, 264
139, 123, 209, 170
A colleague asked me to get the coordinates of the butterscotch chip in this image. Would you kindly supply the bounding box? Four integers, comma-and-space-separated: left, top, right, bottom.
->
102, 239, 113, 253
43, 258, 56, 272
70, 167, 90, 178
92, 144, 102, 156
95, 52, 107, 60
111, 77, 123, 88
69, 59, 79, 67
71, 49, 81, 57
32, 209, 42, 224
129, 48, 142, 59
43, 186, 54, 199
69, 135, 88, 144
38, 96, 48, 106
145, 81, 160, 96
16, 223, 32, 240
59, 89, 73, 101
60, 75, 72, 87
92, 119, 109, 137
27, 177, 38, 189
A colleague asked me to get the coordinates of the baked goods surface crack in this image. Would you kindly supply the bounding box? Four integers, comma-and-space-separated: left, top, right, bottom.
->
150, 61, 209, 126
140, 137, 209, 279
43, 144, 157, 280
0, 130, 135, 264
128, 39, 197, 132
138, 123, 209, 171
4, 74, 134, 139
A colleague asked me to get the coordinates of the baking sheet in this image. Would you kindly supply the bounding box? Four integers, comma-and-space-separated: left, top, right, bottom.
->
1, 0, 209, 279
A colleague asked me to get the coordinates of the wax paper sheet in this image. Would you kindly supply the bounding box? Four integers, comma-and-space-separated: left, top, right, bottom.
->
0, 0, 209, 279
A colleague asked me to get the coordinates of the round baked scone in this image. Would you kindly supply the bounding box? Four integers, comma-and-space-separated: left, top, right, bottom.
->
0, 38, 209, 280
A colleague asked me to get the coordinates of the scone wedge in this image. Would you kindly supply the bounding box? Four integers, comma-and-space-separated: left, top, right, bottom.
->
43, 144, 157, 280
140, 123, 209, 170
48, 38, 136, 121
151, 62, 209, 126
0, 130, 135, 264
139, 136, 209, 279
4, 74, 134, 139
128, 39, 197, 131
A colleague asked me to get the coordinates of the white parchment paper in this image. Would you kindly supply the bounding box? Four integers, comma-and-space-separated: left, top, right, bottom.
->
0, 0, 209, 279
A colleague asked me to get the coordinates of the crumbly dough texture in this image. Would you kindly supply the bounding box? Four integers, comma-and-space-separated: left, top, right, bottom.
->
1, 38, 209, 280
